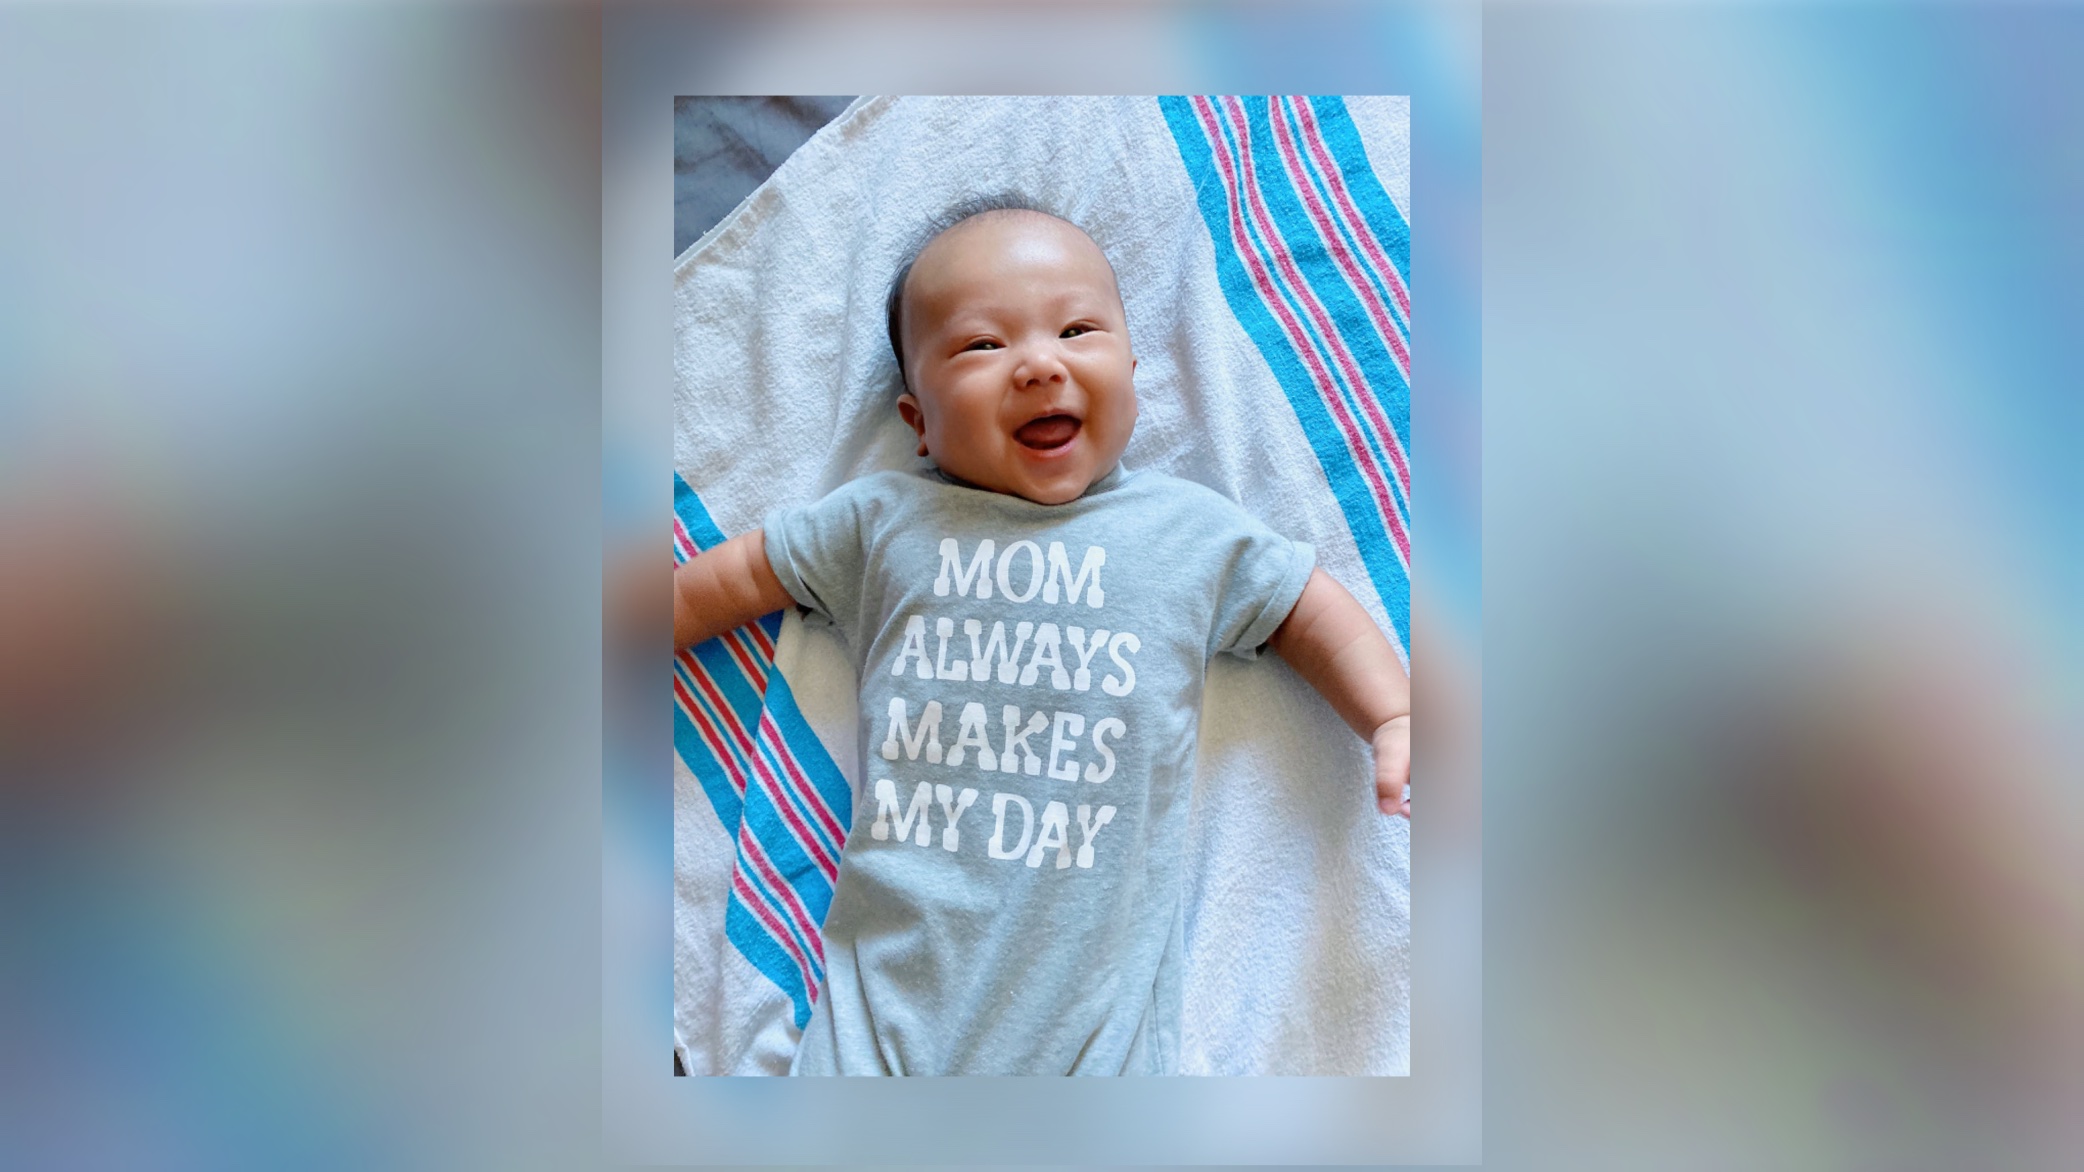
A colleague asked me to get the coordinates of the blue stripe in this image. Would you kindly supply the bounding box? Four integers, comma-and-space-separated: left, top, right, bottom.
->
1224, 98, 1412, 524
678, 649, 836, 922
1233, 97, 1411, 507
756, 738, 844, 865
674, 474, 853, 1017
738, 764, 835, 925
1277, 97, 1410, 364
684, 640, 763, 730
1303, 95, 1416, 469
674, 473, 729, 551
735, 828, 827, 978
677, 657, 757, 788
1306, 97, 1410, 282
674, 686, 742, 832
759, 669, 854, 836
724, 896, 815, 1029
1161, 96, 1412, 654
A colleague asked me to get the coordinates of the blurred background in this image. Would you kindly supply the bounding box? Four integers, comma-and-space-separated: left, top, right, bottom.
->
1485, 6, 2081, 1168
5, 0, 2079, 1168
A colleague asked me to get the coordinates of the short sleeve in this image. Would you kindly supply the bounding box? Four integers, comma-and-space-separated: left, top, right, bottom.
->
1207, 508, 1316, 661
761, 481, 870, 638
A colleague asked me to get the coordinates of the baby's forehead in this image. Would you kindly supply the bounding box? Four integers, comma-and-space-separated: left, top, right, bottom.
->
907, 212, 1121, 305
920, 208, 1101, 267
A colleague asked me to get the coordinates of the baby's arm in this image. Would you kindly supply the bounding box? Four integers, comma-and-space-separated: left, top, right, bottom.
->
1267, 568, 1412, 817
673, 530, 797, 649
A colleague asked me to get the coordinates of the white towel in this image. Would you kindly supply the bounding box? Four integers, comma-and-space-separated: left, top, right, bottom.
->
674, 95, 1411, 1075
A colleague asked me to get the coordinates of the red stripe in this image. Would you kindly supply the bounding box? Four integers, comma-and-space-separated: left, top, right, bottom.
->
688, 661, 831, 983
719, 625, 772, 692
730, 868, 818, 999
738, 822, 827, 967
1293, 97, 1411, 322
673, 664, 741, 788
689, 607, 840, 860
1268, 98, 1416, 503
752, 733, 842, 883
1221, 96, 1414, 515
701, 601, 843, 861
671, 515, 780, 658
749, 739, 840, 880
686, 654, 839, 878
758, 707, 849, 854
683, 651, 761, 761
1271, 97, 1412, 380
683, 626, 839, 879
682, 657, 774, 811
674, 666, 749, 796
675, 506, 833, 1003
1192, 97, 1410, 567
761, 708, 848, 848
743, 615, 777, 659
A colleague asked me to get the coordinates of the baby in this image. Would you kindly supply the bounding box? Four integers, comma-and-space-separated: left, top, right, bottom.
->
674, 200, 1409, 1075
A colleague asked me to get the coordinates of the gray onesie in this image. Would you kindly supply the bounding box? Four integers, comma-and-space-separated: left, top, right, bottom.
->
764, 463, 1314, 1074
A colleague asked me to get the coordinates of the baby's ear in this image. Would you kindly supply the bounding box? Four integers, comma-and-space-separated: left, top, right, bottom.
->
896, 393, 930, 457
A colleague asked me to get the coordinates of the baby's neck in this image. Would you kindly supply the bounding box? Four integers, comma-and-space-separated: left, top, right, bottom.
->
930, 461, 1125, 504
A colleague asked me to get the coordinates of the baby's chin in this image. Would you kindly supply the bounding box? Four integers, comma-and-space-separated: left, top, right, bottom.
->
1014, 483, 1087, 506
1009, 462, 1117, 505
940, 447, 1114, 505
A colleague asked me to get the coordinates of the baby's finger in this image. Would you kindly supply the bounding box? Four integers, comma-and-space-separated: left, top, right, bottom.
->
1376, 779, 1407, 817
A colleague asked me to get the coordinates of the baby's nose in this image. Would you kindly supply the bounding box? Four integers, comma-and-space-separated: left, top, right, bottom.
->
1014, 346, 1068, 387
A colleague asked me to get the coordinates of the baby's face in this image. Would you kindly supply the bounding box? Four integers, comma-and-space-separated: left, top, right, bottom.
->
896, 212, 1137, 506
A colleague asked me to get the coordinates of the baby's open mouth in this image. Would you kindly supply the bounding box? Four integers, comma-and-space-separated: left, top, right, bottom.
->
1014, 414, 1081, 451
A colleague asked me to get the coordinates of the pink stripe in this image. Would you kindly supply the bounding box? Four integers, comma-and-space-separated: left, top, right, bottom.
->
738, 823, 827, 967
684, 653, 760, 761
749, 742, 840, 881
682, 659, 783, 810
1221, 95, 1413, 513
743, 615, 777, 658
1192, 97, 1410, 567
719, 625, 772, 691
674, 667, 749, 797
737, 826, 823, 960
759, 707, 849, 850
1292, 96, 1411, 322
1267, 98, 1416, 499
691, 577, 835, 849
730, 868, 819, 998
703, 615, 843, 860
753, 733, 843, 881
670, 519, 782, 657
700, 696, 829, 880
684, 663, 831, 977
689, 661, 838, 877
675, 511, 832, 1001
1271, 97, 1411, 378
673, 666, 743, 789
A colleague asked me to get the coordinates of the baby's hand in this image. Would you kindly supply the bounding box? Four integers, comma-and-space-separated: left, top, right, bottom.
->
1372, 714, 1410, 817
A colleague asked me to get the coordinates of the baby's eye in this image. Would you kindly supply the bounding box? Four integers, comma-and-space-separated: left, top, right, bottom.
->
1061, 325, 1091, 338
963, 339, 1001, 352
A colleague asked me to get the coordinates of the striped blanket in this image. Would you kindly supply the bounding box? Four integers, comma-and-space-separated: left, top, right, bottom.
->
674, 95, 1411, 1075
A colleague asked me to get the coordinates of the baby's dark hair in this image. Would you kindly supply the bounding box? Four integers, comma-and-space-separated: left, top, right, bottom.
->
884, 193, 1106, 392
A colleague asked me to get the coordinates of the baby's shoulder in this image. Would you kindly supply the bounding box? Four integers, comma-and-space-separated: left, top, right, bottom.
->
1111, 469, 1262, 524
804, 466, 941, 515
833, 466, 936, 497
